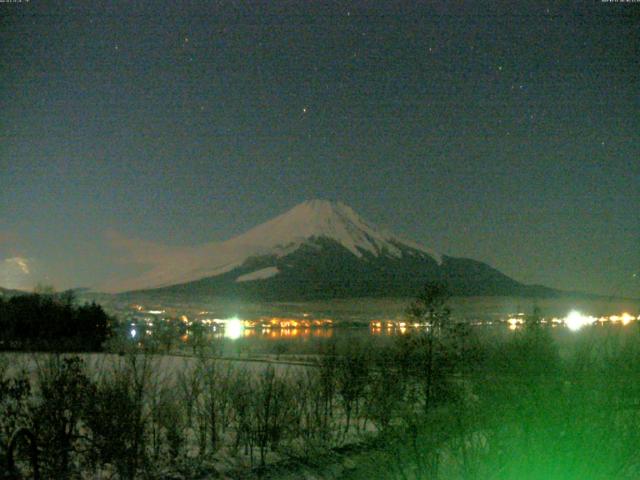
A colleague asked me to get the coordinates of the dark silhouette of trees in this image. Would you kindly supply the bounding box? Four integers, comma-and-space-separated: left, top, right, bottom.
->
0, 292, 112, 351
336, 341, 369, 436
5, 427, 39, 480
84, 356, 150, 479
31, 356, 93, 478
402, 282, 455, 412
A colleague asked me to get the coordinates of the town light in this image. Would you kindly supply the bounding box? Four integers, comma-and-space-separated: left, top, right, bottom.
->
224, 316, 243, 340
565, 311, 592, 331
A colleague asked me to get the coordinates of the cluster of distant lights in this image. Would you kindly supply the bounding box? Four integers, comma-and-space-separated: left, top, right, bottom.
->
127, 304, 638, 340
370, 312, 639, 334
370, 320, 430, 335
507, 311, 638, 332
199, 316, 332, 337
129, 316, 245, 340
128, 312, 334, 342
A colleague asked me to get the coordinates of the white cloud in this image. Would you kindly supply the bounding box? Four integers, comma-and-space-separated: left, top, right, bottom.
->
104, 229, 177, 266
0, 256, 33, 290
10, 257, 30, 274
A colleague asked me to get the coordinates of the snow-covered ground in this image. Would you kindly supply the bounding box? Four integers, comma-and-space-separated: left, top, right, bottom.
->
0, 351, 308, 383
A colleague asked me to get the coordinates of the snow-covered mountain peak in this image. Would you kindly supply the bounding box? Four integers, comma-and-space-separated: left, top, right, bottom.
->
224, 199, 431, 260
103, 200, 441, 292
241, 199, 380, 253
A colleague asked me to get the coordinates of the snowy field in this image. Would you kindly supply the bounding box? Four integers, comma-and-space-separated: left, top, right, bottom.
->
0, 351, 308, 384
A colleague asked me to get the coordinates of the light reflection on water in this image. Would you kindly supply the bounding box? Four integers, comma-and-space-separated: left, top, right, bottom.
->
152, 310, 640, 349
181, 314, 639, 345
213, 327, 334, 340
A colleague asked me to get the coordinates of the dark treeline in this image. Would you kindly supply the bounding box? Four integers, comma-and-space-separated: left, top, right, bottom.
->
0, 292, 111, 352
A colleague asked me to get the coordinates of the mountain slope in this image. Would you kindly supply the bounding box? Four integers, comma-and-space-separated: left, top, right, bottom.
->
110, 199, 441, 293
114, 199, 559, 300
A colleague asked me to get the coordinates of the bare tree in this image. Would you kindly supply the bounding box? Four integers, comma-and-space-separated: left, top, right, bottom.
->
31, 355, 93, 478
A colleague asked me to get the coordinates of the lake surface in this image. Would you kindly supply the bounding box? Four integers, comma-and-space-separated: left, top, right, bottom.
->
106, 295, 639, 354
111, 294, 639, 323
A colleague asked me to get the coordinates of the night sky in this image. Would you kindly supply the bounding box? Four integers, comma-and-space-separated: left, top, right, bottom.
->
1, 1, 639, 297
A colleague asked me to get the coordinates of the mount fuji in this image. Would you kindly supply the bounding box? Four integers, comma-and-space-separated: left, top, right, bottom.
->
112, 200, 557, 300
